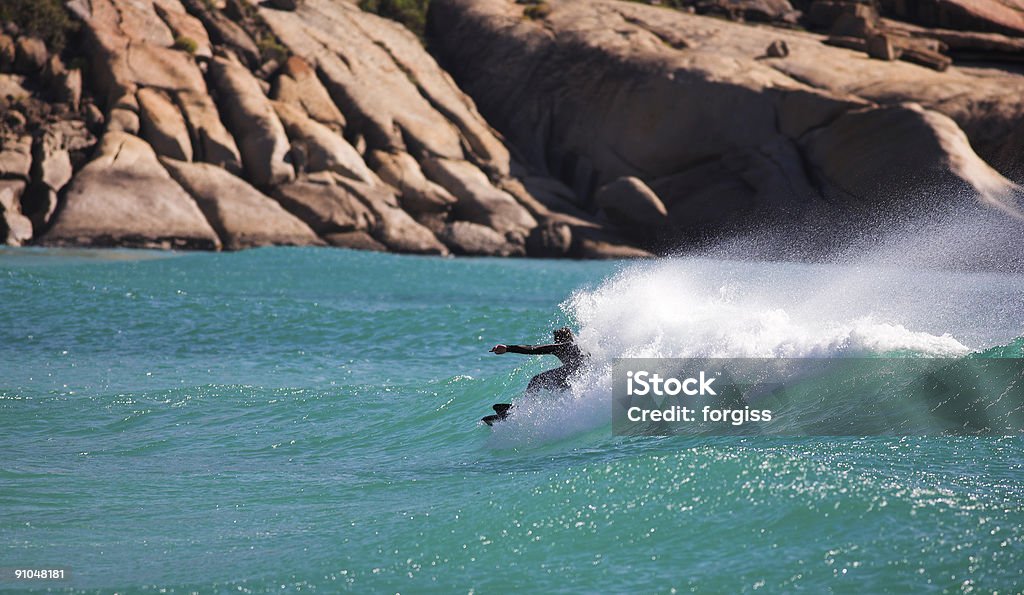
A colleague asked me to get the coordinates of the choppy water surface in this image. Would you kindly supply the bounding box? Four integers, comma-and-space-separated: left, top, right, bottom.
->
1, 247, 1022, 592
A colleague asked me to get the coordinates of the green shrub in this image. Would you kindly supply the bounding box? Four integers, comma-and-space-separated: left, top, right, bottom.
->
173, 35, 199, 55
358, 0, 429, 40
523, 2, 552, 20
257, 36, 289, 63
0, 0, 78, 52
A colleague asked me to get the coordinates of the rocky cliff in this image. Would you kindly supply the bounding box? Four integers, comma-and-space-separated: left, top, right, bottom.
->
430, 0, 1024, 255
1, 0, 644, 258
1, 0, 1023, 261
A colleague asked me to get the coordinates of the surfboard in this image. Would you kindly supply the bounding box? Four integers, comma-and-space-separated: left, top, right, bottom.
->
482, 403, 513, 426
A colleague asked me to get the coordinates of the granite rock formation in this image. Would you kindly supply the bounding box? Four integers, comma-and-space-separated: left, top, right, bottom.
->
430, 0, 1024, 251
0, 0, 1021, 263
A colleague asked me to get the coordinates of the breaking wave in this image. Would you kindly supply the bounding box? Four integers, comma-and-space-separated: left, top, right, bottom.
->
487, 256, 1024, 444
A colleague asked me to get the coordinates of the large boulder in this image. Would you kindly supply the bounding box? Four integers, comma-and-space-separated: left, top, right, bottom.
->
110, 42, 207, 93
570, 225, 653, 259
370, 199, 450, 255
648, 158, 760, 232
23, 123, 79, 230
802, 103, 1023, 213
271, 56, 346, 133
161, 158, 324, 249
272, 101, 373, 183
0, 180, 32, 246
137, 87, 193, 161
525, 220, 573, 258
333, 177, 450, 255
0, 133, 32, 180
75, 0, 176, 48
369, 150, 457, 217
273, 175, 447, 254
42, 132, 221, 249
208, 56, 295, 187
594, 177, 669, 231
322, 231, 386, 251
153, 0, 214, 58
421, 157, 537, 234
107, 105, 141, 135
178, 0, 261, 67
174, 90, 243, 173
439, 221, 525, 256
272, 178, 376, 235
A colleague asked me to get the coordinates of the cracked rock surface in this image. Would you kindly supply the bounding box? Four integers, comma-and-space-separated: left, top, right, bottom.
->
12, 0, 642, 257
430, 0, 1024, 249
5, 0, 1024, 261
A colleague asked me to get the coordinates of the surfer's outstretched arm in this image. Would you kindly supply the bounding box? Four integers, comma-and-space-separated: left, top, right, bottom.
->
493, 344, 559, 355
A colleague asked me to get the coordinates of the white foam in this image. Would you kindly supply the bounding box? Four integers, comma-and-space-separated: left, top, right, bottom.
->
568, 259, 970, 360
489, 257, 977, 446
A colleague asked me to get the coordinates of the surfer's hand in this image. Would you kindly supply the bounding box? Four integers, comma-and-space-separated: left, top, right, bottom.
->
491, 344, 507, 354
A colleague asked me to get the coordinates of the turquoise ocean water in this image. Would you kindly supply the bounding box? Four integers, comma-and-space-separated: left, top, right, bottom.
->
1, 247, 1023, 593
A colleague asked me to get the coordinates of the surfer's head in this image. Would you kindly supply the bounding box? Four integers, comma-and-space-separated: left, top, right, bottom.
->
553, 327, 574, 343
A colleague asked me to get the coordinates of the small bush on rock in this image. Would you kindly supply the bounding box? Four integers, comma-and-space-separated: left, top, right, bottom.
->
358, 0, 429, 39
524, 2, 552, 20
257, 36, 289, 63
173, 35, 199, 55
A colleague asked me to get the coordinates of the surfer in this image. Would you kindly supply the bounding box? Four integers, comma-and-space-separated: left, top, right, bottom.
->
491, 327, 586, 393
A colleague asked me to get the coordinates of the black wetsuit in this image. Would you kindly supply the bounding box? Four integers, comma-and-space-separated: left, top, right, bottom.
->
506, 342, 586, 392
